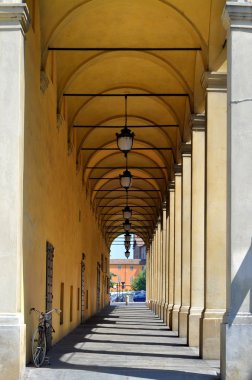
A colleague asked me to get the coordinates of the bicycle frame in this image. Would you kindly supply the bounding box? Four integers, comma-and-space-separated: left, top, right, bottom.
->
30, 307, 61, 367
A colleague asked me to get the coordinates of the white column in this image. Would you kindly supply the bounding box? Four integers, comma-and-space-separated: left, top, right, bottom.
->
222, 3, 252, 379
164, 208, 170, 325
146, 246, 149, 305
148, 243, 152, 308
167, 182, 175, 328
188, 115, 205, 347
172, 166, 182, 331
161, 202, 167, 321
153, 229, 158, 312
0, 3, 30, 380
157, 218, 162, 316
179, 144, 192, 338
201, 72, 227, 359
148, 241, 153, 309
152, 232, 157, 310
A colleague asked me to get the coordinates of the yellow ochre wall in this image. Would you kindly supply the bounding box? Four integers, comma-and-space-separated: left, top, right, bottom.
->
23, 1, 109, 362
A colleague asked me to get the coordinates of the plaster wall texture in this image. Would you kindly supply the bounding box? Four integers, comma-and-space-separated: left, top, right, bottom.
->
22, 2, 109, 364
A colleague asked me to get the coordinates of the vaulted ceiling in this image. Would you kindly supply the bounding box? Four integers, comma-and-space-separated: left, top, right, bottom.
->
38, 0, 226, 247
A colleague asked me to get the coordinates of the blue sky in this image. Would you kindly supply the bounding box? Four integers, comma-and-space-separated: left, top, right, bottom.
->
110, 234, 133, 259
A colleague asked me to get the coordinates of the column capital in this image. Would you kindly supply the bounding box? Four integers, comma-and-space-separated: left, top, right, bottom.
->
223, 1, 252, 30
201, 72, 227, 93
190, 114, 205, 132
181, 143, 192, 157
162, 201, 167, 210
174, 164, 182, 176
168, 181, 175, 192
0, 3, 30, 34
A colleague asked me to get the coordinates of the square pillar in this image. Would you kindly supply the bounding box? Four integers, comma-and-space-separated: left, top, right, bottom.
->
172, 166, 182, 331
179, 144, 192, 338
188, 115, 205, 347
164, 208, 170, 325
161, 202, 167, 321
201, 72, 227, 359
154, 229, 159, 313
157, 218, 162, 317
222, 2, 252, 379
152, 231, 157, 311
149, 242, 154, 310
167, 182, 175, 328
0, 3, 30, 380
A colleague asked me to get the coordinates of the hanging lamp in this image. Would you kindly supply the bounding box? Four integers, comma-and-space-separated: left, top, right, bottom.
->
124, 232, 131, 242
119, 169, 133, 189
122, 189, 132, 219
123, 219, 131, 232
125, 250, 130, 259
124, 240, 131, 250
116, 95, 134, 157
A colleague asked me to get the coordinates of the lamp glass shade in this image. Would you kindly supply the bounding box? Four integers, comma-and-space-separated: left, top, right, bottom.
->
116, 127, 134, 155
125, 250, 130, 259
123, 219, 131, 231
123, 205, 132, 219
119, 169, 133, 189
124, 233, 131, 242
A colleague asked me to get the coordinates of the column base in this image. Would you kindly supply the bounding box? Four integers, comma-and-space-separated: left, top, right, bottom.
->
157, 302, 162, 319
160, 302, 166, 322
201, 309, 225, 359
0, 313, 26, 380
151, 301, 155, 311
188, 307, 203, 347
172, 304, 180, 332
146, 300, 151, 308
168, 304, 174, 329
221, 315, 252, 380
151, 300, 155, 312
179, 305, 189, 338
155, 302, 160, 317
163, 303, 169, 325
153, 301, 158, 315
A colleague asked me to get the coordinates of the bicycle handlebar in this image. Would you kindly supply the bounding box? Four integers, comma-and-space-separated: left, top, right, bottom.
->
30, 307, 61, 315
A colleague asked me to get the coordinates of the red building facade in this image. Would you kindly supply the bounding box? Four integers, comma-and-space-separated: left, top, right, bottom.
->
110, 259, 146, 291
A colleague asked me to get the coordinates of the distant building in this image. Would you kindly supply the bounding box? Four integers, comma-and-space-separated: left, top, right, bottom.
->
133, 235, 146, 260
110, 259, 146, 292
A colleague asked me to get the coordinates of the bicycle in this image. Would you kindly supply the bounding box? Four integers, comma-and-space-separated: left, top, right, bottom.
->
30, 307, 61, 367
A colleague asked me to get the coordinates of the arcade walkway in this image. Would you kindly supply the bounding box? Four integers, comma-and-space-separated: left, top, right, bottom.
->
23, 304, 220, 380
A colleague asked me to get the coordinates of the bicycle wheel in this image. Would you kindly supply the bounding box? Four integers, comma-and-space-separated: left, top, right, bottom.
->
31, 327, 46, 367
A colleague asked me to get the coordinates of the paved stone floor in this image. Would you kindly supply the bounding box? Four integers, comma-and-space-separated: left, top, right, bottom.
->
23, 304, 220, 380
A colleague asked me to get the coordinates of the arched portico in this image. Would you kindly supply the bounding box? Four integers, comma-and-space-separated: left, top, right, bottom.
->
0, 1, 252, 379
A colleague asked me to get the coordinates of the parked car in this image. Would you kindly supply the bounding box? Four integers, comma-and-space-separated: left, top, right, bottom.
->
133, 290, 146, 302
110, 292, 133, 303
110, 293, 118, 302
